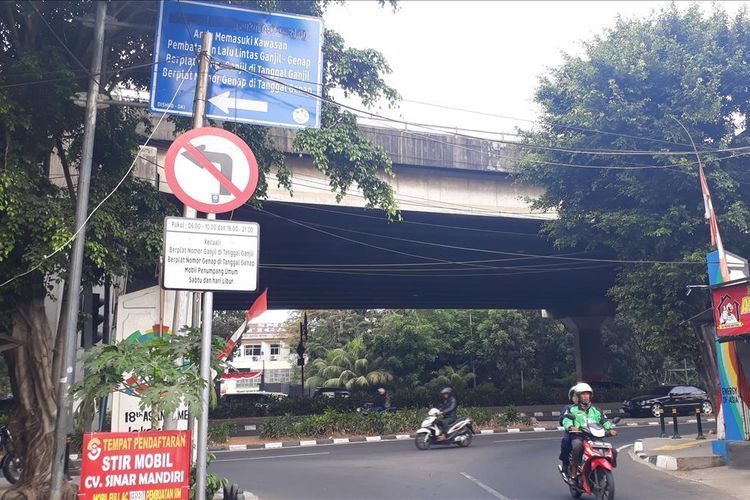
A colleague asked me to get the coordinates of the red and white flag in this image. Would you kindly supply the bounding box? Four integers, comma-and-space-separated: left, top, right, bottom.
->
699, 166, 730, 281
218, 289, 268, 360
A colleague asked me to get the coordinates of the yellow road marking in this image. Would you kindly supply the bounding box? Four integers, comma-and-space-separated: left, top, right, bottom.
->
653, 441, 707, 451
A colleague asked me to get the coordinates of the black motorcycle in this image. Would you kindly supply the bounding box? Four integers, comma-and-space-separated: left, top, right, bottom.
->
357, 402, 398, 415
1, 426, 21, 484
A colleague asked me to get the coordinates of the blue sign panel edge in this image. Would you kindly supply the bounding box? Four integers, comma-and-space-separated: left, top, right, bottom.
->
149, 0, 324, 129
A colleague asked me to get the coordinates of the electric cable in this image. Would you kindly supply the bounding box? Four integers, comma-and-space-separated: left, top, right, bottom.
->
258, 207, 702, 266
211, 56, 750, 158
0, 61, 196, 289
356, 117, 750, 171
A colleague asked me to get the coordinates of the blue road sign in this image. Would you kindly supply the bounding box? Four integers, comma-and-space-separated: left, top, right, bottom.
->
150, 0, 323, 129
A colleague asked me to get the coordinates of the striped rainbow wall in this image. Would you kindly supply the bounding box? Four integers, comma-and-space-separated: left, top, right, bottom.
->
716, 339, 750, 441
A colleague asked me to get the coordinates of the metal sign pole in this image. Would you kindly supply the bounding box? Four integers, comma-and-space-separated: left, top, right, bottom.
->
170, 29, 211, 358
191, 31, 213, 500
50, 2, 107, 498
196, 214, 215, 500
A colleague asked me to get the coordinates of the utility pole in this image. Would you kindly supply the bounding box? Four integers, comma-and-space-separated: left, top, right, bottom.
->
297, 321, 306, 396
50, 2, 107, 498
169, 15, 214, 403
469, 311, 476, 389
192, 31, 214, 500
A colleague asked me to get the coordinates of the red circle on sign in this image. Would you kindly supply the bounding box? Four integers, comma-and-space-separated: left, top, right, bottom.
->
164, 127, 259, 214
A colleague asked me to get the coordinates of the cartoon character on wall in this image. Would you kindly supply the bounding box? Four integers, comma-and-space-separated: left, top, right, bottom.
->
717, 295, 742, 329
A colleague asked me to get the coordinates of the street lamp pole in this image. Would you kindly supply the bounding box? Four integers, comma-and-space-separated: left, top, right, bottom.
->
50, 3, 107, 497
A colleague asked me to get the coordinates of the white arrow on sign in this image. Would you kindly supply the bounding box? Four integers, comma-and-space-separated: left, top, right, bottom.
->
209, 91, 269, 114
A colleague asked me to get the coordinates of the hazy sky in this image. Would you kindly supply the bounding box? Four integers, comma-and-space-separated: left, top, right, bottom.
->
325, 1, 750, 135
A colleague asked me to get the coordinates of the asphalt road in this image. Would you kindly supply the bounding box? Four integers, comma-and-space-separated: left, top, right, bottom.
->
210, 423, 718, 500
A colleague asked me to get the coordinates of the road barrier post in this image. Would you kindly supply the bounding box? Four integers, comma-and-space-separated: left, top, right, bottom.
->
659, 407, 667, 438
671, 407, 681, 439
695, 407, 705, 440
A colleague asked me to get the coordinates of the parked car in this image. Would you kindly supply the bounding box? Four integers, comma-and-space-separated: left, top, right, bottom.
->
313, 387, 351, 399
622, 385, 713, 418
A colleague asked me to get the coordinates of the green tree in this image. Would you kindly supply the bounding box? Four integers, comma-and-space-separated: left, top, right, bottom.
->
469, 310, 573, 388
515, 4, 750, 388
291, 309, 381, 359
212, 310, 247, 339
426, 365, 475, 391
306, 338, 393, 390
0, 1, 399, 495
73, 327, 227, 431
363, 310, 441, 386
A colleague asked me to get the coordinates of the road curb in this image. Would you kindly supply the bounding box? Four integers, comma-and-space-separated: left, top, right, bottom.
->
215, 419, 707, 452
629, 439, 725, 471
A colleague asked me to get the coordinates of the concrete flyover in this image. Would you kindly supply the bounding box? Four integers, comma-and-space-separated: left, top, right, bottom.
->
118, 122, 621, 379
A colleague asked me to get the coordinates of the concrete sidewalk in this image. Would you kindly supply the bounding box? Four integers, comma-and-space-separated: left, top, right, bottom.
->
629, 435, 750, 499
633, 434, 724, 470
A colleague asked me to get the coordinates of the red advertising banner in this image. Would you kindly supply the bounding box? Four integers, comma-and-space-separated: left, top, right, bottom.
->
79, 430, 191, 500
712, 281, 750, 339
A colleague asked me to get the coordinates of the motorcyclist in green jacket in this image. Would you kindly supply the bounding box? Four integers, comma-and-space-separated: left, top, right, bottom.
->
562, 383, 618, 476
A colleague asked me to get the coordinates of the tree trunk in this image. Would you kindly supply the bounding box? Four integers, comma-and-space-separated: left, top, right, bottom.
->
693, 322, 720, 404
2, 294, 76, 499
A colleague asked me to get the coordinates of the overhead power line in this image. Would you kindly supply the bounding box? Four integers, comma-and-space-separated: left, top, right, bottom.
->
399, 98, 704, 150
358, 116, 750, 171
0, 62, 195, 290
210, 56, 750, 160
255, 206, 702, 267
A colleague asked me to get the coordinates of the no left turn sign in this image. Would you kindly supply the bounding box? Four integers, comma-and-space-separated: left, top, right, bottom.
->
165, 127, 259, 214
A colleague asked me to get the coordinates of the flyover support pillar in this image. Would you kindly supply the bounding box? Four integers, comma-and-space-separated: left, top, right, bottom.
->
563, 316, 610, 383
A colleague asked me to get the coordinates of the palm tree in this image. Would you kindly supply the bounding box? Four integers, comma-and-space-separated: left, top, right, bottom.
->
306, 338, 393, 390
428, 365, 475, 391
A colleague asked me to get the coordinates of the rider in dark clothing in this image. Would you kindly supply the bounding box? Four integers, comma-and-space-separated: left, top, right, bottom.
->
437, 387, 457, 438
373, 388, 391, 412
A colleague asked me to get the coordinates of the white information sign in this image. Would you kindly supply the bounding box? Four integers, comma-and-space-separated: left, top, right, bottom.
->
163, 217, 259, 292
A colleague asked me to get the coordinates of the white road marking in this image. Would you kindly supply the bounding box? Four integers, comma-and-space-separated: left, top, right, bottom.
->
507, 428, 521, 433
228, 444, 247, 451
395, 434, 411, 440
460, 472, 512, 500
533, 427, 547, 432
332, 438, 350, 444
215, 452, 330, 462
264, 442, 283, 449
617, 443, 633, 452
300, 440, 317, 447
481, 429, 495, 435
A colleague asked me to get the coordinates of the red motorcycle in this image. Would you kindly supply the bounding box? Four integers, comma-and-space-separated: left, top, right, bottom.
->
559, 416, 620, 500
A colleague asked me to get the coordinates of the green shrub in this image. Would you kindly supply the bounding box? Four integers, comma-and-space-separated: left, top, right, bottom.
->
497, 406, 532, 426
207, 422, 235, 444
190, 453, 227, 500
259, 406, 509, 439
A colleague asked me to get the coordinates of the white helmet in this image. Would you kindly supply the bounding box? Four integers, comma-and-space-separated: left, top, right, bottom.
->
572, 382, 593, 396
